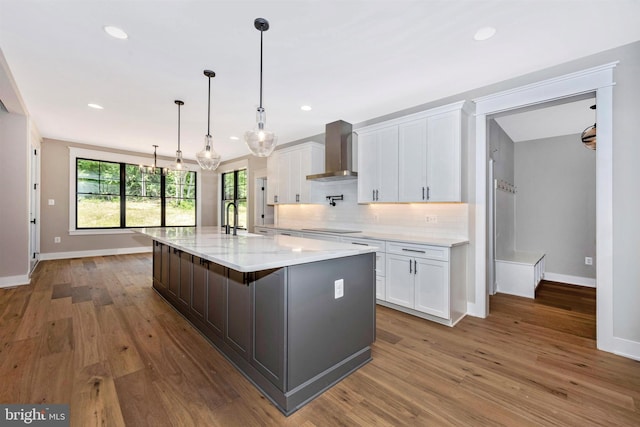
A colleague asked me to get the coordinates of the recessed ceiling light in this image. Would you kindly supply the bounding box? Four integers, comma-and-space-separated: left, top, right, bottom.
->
474, 26, 496, 41
88, 103, 104, 109
230, 136, 239, 141
301, 105, 312, 111
104, 25, 128, 40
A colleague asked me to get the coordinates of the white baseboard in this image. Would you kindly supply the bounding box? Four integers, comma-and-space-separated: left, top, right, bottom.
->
543, 272, 596, 288
0, 274, 31, 288
40, 246, 151, 261
466, 301, 487, 318
610, 337, 640, 361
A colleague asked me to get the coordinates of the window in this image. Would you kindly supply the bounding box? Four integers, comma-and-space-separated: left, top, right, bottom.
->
76, 158, 196, 229
221, 169, 247, 230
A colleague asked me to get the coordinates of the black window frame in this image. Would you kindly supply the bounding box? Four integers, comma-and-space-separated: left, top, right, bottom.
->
221, 169, 247, 231
75, 157, 197, 229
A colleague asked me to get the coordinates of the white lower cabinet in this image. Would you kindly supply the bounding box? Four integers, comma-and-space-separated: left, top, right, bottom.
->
385, 241, 466, 326
340, 237, 386, 301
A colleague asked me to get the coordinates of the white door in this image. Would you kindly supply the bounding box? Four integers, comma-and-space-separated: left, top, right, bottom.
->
29, 145, 40, 272
385, 254, 414, 308
414, 258, 449, 319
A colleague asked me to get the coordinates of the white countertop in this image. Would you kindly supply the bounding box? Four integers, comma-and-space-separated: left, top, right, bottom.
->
255, 225, 468, 247
136, 227, 377, 272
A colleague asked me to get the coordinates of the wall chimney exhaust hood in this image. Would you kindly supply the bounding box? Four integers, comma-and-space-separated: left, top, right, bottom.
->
306, 120, 357, 182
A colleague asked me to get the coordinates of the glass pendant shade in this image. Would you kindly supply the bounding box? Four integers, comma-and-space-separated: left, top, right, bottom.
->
173, 100, 188, 179
196, 134, 222, 170
197, 70, 222, 170
245, 108, 277, 157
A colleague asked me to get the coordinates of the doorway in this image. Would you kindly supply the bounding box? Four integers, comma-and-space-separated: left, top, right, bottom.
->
487, 96, 597, 297
254, 177, 274, 226
473, 62, 616, 353
29, 141, 40, 273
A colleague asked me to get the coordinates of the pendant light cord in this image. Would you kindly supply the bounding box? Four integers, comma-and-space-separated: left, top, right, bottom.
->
259, 27, 263, 109
177, 103, 181, 151
207, 75, 211, 136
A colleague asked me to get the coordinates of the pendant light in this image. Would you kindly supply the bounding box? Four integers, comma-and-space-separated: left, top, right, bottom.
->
244, 17, 277, 157
173, 99, 188, 178
196, 70, 222, 170
139, 144, 167, 175
580, 104, 597, 150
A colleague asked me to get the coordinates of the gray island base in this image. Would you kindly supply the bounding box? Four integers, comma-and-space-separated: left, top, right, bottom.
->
149, 233, 376, 415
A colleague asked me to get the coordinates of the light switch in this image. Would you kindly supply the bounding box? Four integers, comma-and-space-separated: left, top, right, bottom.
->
334, 279, 344, 299
48, 199, 55, 206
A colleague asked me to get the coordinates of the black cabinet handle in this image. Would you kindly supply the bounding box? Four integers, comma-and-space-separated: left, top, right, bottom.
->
402, 248, 426, 254
414, 260, 417, 275
409, 259, 412, 274
427, 186, 430, 200
422, 187, 425, 200
351, 242, 368, 246
372, 189, 375, 201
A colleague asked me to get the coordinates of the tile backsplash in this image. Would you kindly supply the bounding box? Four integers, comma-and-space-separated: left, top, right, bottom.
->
275, 180, 468, 239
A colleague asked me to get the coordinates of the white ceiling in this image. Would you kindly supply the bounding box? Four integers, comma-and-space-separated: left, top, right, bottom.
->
494, 98, 596, 143
1, 1, 639, 162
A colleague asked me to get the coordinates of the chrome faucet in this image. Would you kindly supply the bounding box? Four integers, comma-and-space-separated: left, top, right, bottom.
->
225, 202, 238, 236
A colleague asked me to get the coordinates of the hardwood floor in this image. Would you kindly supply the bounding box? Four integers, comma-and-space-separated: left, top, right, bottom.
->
1, 256, 638, 426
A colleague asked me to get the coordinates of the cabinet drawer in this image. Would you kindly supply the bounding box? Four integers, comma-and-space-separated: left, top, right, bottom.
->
386, 242, 449, 261
341, 238, 385, 276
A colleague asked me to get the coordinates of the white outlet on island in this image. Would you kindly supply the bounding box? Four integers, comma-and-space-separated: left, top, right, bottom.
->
334, 279, 344, 299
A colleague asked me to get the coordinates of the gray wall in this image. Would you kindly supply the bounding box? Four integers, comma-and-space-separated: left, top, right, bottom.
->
0, 111, 29, 279
489, 119, 515, 184
515, 134, 596, 279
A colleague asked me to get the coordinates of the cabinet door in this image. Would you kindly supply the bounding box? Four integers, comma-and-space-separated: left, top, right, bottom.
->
226, 270, 251, 359
357, 131, 377, 202
152, 241, 164, 289
376, 275, 386, 301
414, 258, 449, 319
385, 254, 414, 308
168, 248, 180, 297
357, 126, 398, 203
206, 263, 226, 338
426, 110, 461, 201
277, 151, 291, 204
289, 149, 302, 203
376, 127, 399, 202
191, 257, 207, 321
179, 252, 192, 307
251, 268, 286, 391
266, 151, 279, 204
398, 118, 428, 202
160, 244, 170, 291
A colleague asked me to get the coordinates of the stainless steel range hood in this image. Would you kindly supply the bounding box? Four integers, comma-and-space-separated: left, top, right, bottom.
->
306, 120, 357, 181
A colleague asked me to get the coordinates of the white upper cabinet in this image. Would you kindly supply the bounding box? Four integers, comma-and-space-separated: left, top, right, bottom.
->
356, 101, 468, 203
426, 110, 462, 202
357, 126, 398, 203
266, 142, 324, 204
398, 118, 428, 202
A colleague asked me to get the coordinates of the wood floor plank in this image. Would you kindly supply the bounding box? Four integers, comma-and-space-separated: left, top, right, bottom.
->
70, 362, 126, 426
1, 256, 639, 426
72, 301, 103, 369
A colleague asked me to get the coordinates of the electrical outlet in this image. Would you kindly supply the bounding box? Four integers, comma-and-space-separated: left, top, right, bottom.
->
585, 257, 593, 266
425, 215, 438, 223
334, 279, 344, 299
54, 237, 61, 243
48, 199, 55, 206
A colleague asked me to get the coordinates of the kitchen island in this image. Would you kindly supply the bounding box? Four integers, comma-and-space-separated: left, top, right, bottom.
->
137, 227, 377, 415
